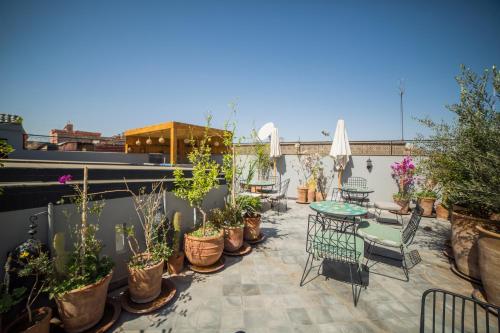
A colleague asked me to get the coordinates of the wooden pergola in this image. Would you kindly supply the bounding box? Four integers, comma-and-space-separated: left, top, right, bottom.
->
124, 121, 229, 165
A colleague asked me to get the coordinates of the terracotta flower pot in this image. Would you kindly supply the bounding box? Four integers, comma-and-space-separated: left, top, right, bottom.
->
127, 255, 164, 303
5, 307, 52, 333
436, 204, 449, 221
223, 225, 244, 252
393, 197, 410, 214
296, 186, 308, 204
55, 271, 113, 333
418, 198, 436, 217
244, 215, 262, 241
477, 225, 500, 306
450, 211, 491, 280
167, 252, 185, 275
184, 230, 224, 267
315, 191, 324, 202
307, 188, 316, 203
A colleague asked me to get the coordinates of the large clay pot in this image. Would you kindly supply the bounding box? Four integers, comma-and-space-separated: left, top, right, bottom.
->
418, 198, 436, 217
307, 188, 316, 203
127, 255, 164, 303
315, 191, 324, 202
477, 225, 500, 306
436, 204, 449, 221
55, 271, 113, 333
5, 307, 52, 333
450, 211, 491, 280
167, 252, 185, 275
244, 215, 262, 241
184, 230, 224, 267
223, 225, 244, 252
393, 197, 410, 214
296, 186, 308, 204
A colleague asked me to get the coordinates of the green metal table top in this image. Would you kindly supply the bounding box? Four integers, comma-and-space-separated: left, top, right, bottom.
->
309, 201, 368, 217
341, 186, 374, 193
241, 180, 275, 187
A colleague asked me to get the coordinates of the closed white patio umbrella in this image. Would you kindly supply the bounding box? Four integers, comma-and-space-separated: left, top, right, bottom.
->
270, 127, 281, 177
329, 119, 351, 188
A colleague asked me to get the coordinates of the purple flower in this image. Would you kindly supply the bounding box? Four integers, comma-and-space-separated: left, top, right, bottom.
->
58, 174, 73, 184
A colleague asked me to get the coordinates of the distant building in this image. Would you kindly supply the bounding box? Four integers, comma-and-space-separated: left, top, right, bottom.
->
49, 122, 101, 144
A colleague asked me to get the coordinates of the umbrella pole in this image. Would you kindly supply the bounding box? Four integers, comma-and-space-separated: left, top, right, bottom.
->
338, 168, 343, 189
273, 159, 276, 178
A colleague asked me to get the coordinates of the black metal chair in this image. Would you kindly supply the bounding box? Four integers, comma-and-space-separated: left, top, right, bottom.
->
420, 289, 500, 333
300, 214, 366, 306
260, 175, 280, 194
341, 177, 368, 204
268, 178, 290, 214
357, 206, 423, 281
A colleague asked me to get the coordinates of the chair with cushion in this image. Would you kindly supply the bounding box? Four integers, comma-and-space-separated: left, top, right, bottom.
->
300, 214, 365, 306
268, 178, 290, 214
357, 206, 423, 281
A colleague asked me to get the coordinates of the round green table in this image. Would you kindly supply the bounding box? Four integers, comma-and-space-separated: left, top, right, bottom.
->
240, 180, 275, 187
309, 201, 368, 217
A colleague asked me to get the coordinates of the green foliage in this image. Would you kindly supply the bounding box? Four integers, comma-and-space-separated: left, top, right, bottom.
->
251, 130, 272, 180
0, 285, 25, 314
188, 223, 220, 238
0, 140, 14, 195
208, 204, 244, 229
416, 65, 500, 219
236, 195, 261, 217
172, 211, 182, 255
415, 189, 438, 199
173, 115, 220, 236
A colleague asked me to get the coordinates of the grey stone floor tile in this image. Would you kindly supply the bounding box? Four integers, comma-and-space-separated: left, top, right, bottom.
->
306, 306, 334, 324
286, 307, 313, 325
241, 283, 261, 296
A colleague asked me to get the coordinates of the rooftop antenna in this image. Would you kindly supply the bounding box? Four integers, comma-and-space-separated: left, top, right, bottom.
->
398, 79, 405, 141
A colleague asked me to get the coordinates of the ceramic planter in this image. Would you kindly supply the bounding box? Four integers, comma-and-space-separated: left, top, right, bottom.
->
436, 204, 450, 221
296, 186, 308, 204
307, 188, 316, 203
450, 211, 491, 280
223, 225, 244, 252
393, 197, 410, 214
477, 225, 500, 306
127, 255, 164, 303
418, 197, 436, 217
184, 230, 224, 267
315, 191, 324, 202
55, 271, 113, 333
4, 307, 52, 333
167, 252, 185, 275
244, 215, 262, 241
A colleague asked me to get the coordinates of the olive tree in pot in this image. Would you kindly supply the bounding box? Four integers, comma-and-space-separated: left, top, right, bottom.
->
237, 195, 262, 241
416, 65, 500, 303
121, 181, 173, 303
6, 247, 52, 333
173, 116, 223, 268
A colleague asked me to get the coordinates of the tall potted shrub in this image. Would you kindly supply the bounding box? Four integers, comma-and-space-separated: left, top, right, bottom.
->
122, 181, 172, 303
237, 195, 262, 241
173, 116, 223, 268
417, 66, 500, 302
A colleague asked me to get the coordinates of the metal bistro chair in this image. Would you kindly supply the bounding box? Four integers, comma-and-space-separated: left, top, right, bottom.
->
341, 177, 368, 204
268, 178, 290, 215
357, 206, 423, 281
420, 288, 500, 333
300, 214, 365, 306
260, 175, 279, 194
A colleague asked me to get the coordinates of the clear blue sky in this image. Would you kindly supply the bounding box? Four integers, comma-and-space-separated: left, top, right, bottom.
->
1, 0, 499, 141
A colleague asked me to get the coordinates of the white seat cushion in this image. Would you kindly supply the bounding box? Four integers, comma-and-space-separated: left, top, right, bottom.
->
374, 201, 401, 211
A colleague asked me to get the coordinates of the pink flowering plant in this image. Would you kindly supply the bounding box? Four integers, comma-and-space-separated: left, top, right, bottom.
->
391, 155, 416, 200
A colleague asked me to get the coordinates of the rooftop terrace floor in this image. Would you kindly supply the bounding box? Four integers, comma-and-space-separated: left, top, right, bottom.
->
112, 201, 480, 333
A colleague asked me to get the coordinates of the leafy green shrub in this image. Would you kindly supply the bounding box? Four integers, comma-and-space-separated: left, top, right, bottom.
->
415, 189, 438, 199
417, 65, 500, 220
236, 195, 261, 217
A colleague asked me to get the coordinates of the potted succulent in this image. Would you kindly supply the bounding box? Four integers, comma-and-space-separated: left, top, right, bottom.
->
237, 195, 262, 241
415, 189, 438, 217
416, 65, 500, 303
6, 246, 52, 333
390, 155, 415, 213
50, 169, 114, 333
167, 212, 185, 275
122, 181, 173, 303
173, 116, 224, 268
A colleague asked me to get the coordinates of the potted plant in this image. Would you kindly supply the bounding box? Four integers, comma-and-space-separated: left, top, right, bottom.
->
167, 212, 185, 275
50, 169, 114, 333
122, 181, 173, 303
390, 155, 415, 213
0, 269, 25, 332
416, 66, 500, 301
237, 195, 262, 241
294, 153, 322, 203
173, 116, 224, 268
210, 205, 244, 252
415, 189, 438, 217
6, 246, 52, 333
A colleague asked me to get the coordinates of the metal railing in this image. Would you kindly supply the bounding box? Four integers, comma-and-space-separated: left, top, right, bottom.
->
23, 133, 125, 152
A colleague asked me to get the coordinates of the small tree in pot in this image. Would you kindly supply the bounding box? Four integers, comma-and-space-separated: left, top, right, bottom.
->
417, 65, 500, 303
390, 155, 415, 213
237, 195, 262, 241
173, 115, 223, 268
121, 181, 172, 303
